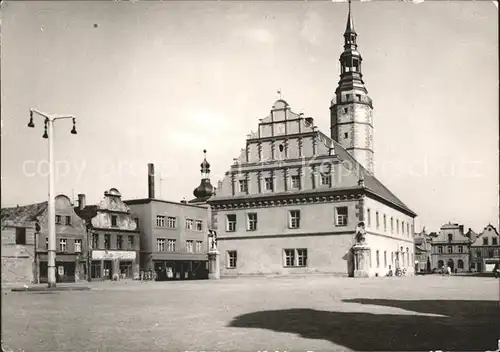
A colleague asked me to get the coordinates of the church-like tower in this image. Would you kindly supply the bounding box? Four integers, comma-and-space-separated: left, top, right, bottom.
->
189, 149, 215, 204
330, 1, 374, 174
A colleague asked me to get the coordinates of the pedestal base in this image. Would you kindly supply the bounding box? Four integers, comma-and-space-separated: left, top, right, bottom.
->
208, 250, 220, 280
353, 243, 371, 278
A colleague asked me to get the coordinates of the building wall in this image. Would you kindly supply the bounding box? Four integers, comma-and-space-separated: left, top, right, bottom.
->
430, 223, 471, 272
470, 225, 500, 272
1, 226, 36, 284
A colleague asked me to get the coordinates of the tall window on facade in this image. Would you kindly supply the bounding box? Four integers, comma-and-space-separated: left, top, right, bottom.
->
447, 245, 452, 254
186, 219, 194, 230
167, 239, 176, 252
476, 250, 481, 258
448, 234, 453, 242
407, 223, 410, 235
376, 250, 380, 268
402, 221, 405, 235
186, 240, 193, 253
321, 174, 332, 187
396, 220, 399, 234
335, 207, 348, 227
367, 209, 371, 227
116, 235, 123, 250
239, 180, 248, 193
493, 237, 498, 245
196, 241, 203, 253
104, 234, 111, 249
46, 238, 49, 250
74, 239, 82, 253
128, 235, 134, 249
391, 252, 394, 266
458, 245, 463, 254
384, 251, 387, 268
291, 175, 301, 189
483, 237, 489, 245
167, 216, 176, 228
92, 234, 99, 249
247, 213, 258, 231
111, 215, 118, 227
264, 177, 274, 191
156, 215, 165, 227
289, 210, 301, 229
376, 212, 380, 229
157, 238, 165, 252
15, 228, 26, 245
488, 249, 494, 258
227, 251, 237, 268
59, 238, 67, 252
437, 246, 443, 254
195, 220, 203, 231
226, 214, 237, 232
458, 259, 464, 269
66, 216, 72, 225
55, 215, 62, 224
383, 215, 387, 232
283, 248, 307, 267
390, 218, 394, 233
406, 248, 409, 267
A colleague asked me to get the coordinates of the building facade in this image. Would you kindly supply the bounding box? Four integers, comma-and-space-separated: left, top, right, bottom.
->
1, 202, 46, 284
207, 6, 417, 278
77, 189, 140, 280
430, 222, 471, 273
414, 228, 432, 273
125, 163, 210, 280
470, 224, 500, 273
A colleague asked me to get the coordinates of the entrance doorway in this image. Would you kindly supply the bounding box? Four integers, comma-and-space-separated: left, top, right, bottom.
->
447, 259, 454, 271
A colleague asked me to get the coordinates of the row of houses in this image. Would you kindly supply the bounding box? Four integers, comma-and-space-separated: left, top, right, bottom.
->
1, 162, 213, 284
414, 222, 500, 274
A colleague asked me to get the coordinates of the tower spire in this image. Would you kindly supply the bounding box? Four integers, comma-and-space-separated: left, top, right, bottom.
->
345, 0, 355, 35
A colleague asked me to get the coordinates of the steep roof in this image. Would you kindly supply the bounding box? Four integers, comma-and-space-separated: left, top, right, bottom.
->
318, 131, 416, 216
1, 201, 48, 226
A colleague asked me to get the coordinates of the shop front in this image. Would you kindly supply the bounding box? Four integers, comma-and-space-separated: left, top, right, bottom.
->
37, 254, 84, 283
152, 253, 208, 281
91, 250, 138, 280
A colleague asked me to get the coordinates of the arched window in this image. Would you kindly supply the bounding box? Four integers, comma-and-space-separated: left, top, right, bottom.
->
458, 259, 464, 269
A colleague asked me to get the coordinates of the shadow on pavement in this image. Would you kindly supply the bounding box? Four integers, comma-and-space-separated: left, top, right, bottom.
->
228, 299, 500, 351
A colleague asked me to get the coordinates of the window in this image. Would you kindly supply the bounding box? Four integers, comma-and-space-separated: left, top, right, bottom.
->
66, 216, 72, 226
344, 132, 348, 139
135, 218, 140, 228
156, 215, 165, 227
407, 223, 410, 235
384, 250, 387, 268
406, 248, 409, 267
493, 237, 498, 245
438, 246, 443, 254
55, 215, 62, 224
402, 221, 405, 234
227, 251, 237, 268
15, 228, 26, 245
247, 213, 258, 231
291, 175, 301, 189
92, 234, 99, 249
335, 207, 348, 227
116, 235, 123, 250
157, 238, 165, 252
488, 249, 494, 258
104, 234, 111, 249
458, 245, 463, 254
321, 174, 332, 187
383, 215, 387, 231
376, 250, 380, 268
167, 239, 176, 252
376, 212, 380, 229
186, 219, 194, 230
483, 237, 489, 245
476, 250, 482, 258
128, 235, 134, 249
448, 234, 453, 242
390, 217, 394, 233
239, 180, 248, 193
289, 210, 300, 229
366, 209, 371, 227
59, 238, 67, 252
396, 220, 399, 234
196, 241, 203, 253
195, 220, 203, 231
226, 214, 237, 232
447, 245, 452, 254
283, 248, 307, 267
458, 259, 464, 269
186, 240, 193, 253
74, 239, 82, 253
264, 177, 274, 191
111, 215, 117, 227
45, 238, 48, 250
343, 107, 348, 114
278, 144, 284, 153
167, 216, 176, 228
355, 94, 361, 101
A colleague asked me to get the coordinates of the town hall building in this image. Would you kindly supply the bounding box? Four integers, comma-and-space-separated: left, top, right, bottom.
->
207, 3, 417, 278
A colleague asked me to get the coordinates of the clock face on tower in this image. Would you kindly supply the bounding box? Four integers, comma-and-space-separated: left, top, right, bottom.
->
274, 122, 285, 136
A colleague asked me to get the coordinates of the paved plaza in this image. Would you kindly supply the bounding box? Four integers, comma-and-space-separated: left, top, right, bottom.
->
2, 275, 500, 352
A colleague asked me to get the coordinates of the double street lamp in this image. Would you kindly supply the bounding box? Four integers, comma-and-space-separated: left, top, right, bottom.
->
28, 109, 77, 288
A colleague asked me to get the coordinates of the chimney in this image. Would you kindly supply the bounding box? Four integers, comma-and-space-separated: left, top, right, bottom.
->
148, 163, 155, 199
78, 194, 86, 210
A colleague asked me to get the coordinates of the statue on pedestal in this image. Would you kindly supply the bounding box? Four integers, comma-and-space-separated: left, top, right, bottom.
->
355, 221, 367, 245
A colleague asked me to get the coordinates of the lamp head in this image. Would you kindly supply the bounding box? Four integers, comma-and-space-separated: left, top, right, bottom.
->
70, 118, 77, 135
28, 111, 35, 128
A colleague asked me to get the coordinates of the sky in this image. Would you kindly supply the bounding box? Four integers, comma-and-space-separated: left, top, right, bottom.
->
1, 1, 498, 233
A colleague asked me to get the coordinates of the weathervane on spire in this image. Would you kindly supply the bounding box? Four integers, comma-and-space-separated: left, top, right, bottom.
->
277, 89, 282, 100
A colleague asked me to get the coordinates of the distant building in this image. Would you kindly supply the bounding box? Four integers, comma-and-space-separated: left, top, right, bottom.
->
207, 4, 417, 278
1, 202, 45, 284
414, 228, 432, 273
75, 189, 140, 280
470, 224, 500, 273
430, 222, 472, 272
124, 163, 211, 280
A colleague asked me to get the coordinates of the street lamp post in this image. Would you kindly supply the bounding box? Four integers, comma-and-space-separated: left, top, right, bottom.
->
28, 109, 77, 288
